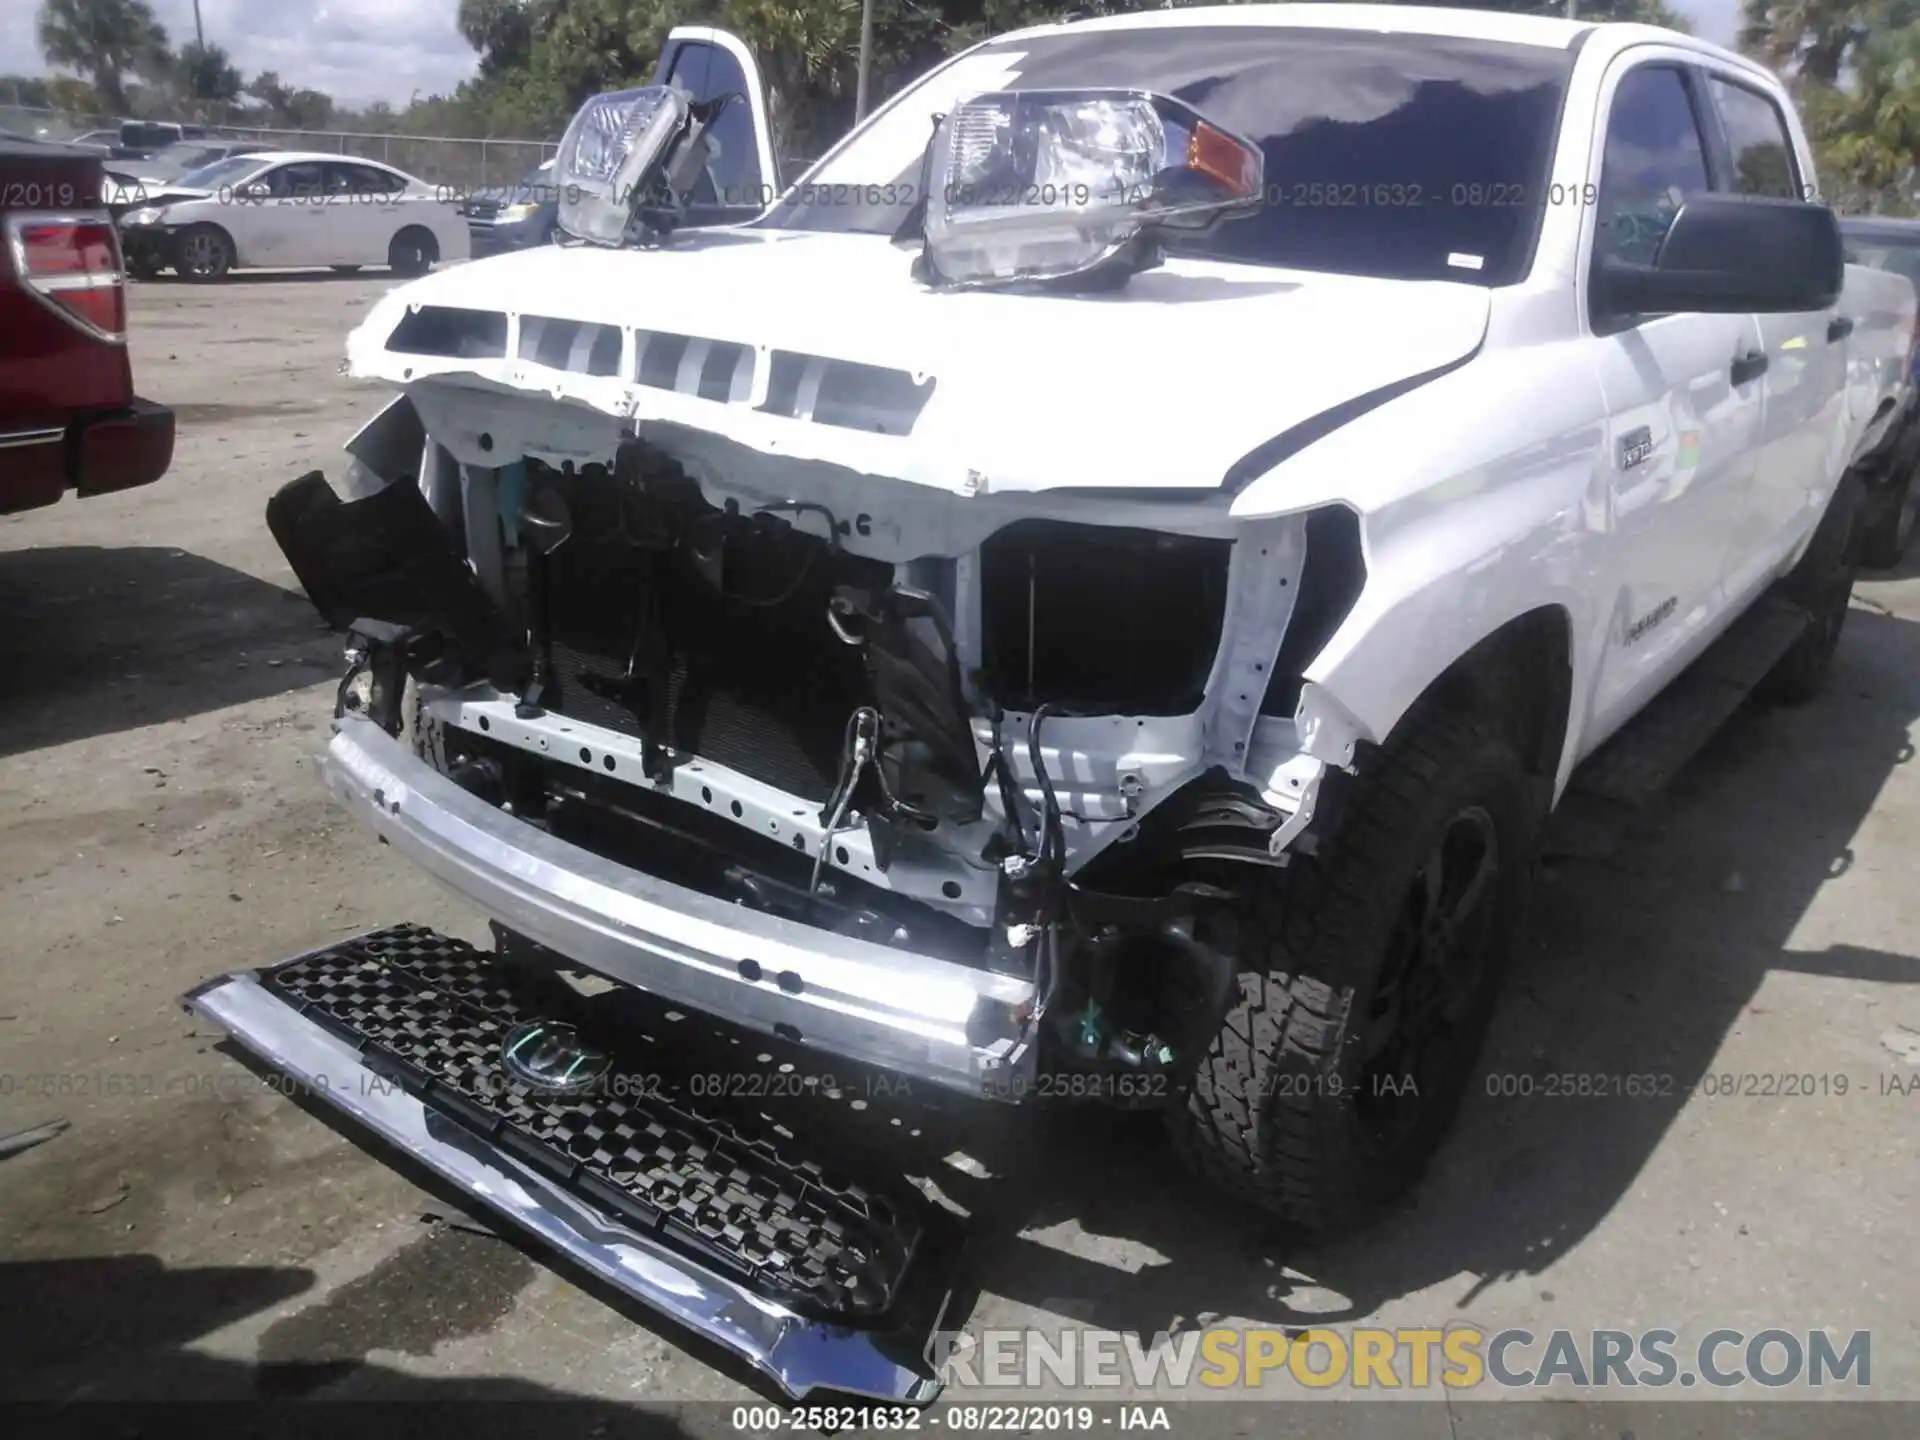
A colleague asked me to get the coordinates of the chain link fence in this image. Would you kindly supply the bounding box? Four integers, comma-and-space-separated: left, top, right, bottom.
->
1, 104, 559, 190
215, 125, 559, 189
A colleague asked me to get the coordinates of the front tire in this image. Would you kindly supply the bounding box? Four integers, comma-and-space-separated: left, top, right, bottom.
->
172, 224, 233, 282
1169, 708, 1536, 1232
388, 228, 437, 277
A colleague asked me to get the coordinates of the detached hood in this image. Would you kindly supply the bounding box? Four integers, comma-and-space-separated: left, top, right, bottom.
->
347, 230, 1489, 497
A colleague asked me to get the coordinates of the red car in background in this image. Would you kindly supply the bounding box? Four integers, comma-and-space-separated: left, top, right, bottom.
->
2, 134, 173, 516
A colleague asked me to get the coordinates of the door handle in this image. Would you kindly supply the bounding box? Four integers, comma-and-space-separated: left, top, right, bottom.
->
1828, 315, 1854, 343
1730, 349, 1769, 385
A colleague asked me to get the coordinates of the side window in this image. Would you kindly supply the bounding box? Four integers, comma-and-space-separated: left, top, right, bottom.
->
1595, 66, 1713, 267
663, 41, 764, 205
326, 162, 405, 196
267, 162, 326, 199
1708, 78, 1800, 199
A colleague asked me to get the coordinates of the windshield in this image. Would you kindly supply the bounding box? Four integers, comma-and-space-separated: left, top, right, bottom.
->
762, 26, 1575, 285
176, 154, 271, 189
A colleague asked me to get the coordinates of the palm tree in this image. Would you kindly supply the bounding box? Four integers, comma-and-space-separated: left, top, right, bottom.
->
1803, 23, 1920, 212
459, 0, 540, 77
35, 0, 170, 118
1739, 0, 1917, 87
177, 39, 242, 118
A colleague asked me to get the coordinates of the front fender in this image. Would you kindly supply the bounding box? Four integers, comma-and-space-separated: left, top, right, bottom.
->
1230, 342, 1610, 785
1307, 487, 1597, 790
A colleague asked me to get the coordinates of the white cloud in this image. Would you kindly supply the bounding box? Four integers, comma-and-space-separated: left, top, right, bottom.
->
0, 0, 1749, 110
1, 0, 478, 107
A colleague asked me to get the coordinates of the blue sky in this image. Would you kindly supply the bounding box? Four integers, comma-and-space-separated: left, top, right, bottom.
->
1, 0, 1745, 109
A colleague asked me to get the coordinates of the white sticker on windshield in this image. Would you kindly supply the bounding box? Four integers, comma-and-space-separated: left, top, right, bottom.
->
809, 51, 1031, 187
1447, 253, 1486, 271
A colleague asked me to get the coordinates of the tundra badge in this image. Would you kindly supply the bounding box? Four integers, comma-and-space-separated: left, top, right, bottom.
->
500, 1021, 612, 1095
1625, 596, 1678, 646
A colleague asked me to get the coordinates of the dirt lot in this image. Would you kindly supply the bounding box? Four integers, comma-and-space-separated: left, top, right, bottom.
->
1, 273, 1916, 1430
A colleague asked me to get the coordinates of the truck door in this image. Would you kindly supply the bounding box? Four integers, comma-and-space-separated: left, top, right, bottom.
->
1700, 71, 1849, 597
1583, 59, 1767, 742
650, 27, 779, 224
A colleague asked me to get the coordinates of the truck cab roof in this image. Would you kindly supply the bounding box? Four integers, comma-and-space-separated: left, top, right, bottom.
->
1011, 1, 1595, 46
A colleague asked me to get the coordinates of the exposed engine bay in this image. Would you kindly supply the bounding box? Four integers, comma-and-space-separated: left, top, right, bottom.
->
269, 395, 1368, 1094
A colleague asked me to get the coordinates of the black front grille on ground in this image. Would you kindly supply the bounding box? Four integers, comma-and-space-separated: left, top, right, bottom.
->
259, 925, 926, 1319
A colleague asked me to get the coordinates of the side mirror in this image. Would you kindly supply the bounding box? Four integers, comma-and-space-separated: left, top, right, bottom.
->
1594, 194, 1844, 320
237, 181, 270, 200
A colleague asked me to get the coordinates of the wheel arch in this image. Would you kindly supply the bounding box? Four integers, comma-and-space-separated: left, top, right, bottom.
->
1405, 605, 1574, 788
392, 223, 440, 258
1306, 602, 1578, 796
1291, 488, 1598, 795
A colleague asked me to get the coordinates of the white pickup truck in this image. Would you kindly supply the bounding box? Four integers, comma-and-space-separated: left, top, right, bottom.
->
198, 6, 1915, 1401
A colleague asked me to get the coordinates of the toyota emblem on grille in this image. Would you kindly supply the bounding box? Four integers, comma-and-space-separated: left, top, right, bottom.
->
500, 1021, 611, 1095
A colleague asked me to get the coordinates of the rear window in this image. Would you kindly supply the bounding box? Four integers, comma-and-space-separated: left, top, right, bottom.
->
1845, 236, 1920, 289
1708, 77, 1800, 199
762, 26, 1575, 285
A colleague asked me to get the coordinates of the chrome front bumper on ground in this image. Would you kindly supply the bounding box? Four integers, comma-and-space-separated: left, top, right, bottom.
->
185, 943, 949, 1403
321, 716, 1036, 1096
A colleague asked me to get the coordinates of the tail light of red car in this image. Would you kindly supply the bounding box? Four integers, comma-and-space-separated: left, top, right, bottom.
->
4, 212, 127, 342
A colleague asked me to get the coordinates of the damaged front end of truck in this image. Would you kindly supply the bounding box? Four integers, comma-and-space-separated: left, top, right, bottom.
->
208, 314, 1386, 1403
253, 76, 1409, 1109
184, 59, 1471, 1399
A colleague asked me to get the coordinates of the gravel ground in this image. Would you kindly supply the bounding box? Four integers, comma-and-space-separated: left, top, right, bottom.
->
0, 272, 1915, 1433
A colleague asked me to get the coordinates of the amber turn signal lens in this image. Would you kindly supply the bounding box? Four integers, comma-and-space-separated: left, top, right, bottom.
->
1188, 122, 1261, 199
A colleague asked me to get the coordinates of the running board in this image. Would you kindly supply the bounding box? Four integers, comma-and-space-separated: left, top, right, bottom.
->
185, 926, 953, 1403
1547, 597, 1809, 854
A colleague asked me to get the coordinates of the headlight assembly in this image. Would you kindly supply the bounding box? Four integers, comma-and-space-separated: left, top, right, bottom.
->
918, 88, 1264, 291
125, 206, 165, 227
552, 85, 690, 245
